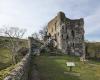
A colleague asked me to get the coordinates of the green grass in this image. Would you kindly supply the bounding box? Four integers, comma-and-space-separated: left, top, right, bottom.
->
0, 48, 14, 80
0, 38, 28, 70
0, 65, 15, 80
0, 37, 28, 79
33, 55, 100, 80
0, 48, 12, 70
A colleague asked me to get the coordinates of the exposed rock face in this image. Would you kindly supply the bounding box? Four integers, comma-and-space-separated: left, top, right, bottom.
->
47, 12, 85, 56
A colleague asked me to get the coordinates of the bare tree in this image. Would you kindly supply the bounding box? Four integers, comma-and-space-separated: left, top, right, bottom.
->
0, 26, 26, 64
39, 25, 47, 40
31, 32, 39, 40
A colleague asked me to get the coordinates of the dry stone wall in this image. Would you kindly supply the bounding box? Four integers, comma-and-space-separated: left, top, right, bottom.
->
4, 37, 42, 80
4, 53, 31, 80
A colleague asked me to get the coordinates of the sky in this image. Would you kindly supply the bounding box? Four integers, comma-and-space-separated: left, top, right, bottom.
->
0, 0, 100, 41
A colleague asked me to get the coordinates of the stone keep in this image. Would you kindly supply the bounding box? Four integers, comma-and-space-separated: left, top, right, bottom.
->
47, 12, 85, 56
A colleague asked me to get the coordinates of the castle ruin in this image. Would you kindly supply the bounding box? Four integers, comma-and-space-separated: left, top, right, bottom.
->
47, 12, 85, 56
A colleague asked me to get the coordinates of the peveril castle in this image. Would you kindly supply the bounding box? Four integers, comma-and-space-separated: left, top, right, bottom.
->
46, 12, 85, 56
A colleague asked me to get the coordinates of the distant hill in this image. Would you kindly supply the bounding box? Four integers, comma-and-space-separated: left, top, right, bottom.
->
0, 36, 28, 48
85, 42, 100, 59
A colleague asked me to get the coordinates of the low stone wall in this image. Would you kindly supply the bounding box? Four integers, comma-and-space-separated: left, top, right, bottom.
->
4, 53, 31, 80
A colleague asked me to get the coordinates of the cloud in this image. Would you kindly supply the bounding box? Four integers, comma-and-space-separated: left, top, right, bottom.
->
84, 7, 100, 41
0, 0, 100, 41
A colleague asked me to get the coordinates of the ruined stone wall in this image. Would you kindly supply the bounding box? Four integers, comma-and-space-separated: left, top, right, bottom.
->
47, 12, 65, 49
4, 37, 42, 80
47, 12, 85, 56
4, 53, 31, 80
28, 37, 42, 55
4, 37, 37, 80
48, 12, 65, 37
61, 18, 85, 56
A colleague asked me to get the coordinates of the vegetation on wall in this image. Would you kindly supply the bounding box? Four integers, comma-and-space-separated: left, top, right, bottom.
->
0, 36, 28, 79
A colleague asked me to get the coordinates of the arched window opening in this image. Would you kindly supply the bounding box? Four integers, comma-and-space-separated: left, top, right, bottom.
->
66, 27, 67, 32
62, 34, 63, 39
62, 26, 64, 30
52, 28, 53, 32
72, 30, 74, 38
73, 43, 74, 47
66, 35, 69, 40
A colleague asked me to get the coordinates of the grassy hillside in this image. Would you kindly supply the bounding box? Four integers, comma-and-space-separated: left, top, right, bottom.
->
33, 55, 100, 80
86, 42, 100, 58
0, 37, 28, 79
0, 36, 28, 70
0, 36, 28, 48
0, 48, 12, 70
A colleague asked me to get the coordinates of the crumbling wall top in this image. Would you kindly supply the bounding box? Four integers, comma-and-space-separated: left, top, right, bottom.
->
48, 12, 84, 28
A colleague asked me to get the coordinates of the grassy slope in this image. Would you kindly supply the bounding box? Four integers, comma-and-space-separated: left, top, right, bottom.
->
0, 48, 12, 70
0, 38, 28, 70
0, 48, 13, 80
0, 65, 15, 80
0, 38, 28, 79
86, 42, 100, 58
34, 55, 100, 80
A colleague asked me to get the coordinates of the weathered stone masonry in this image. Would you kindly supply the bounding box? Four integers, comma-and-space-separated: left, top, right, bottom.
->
4, 53, 31, 80
4, 37, 43, 80
4, 37, 37, 80
47, 12, 85, 56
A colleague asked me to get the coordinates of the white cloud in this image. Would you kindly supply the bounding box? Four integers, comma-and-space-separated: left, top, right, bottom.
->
85, 8, 100, 35
0, 0, 100, 41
